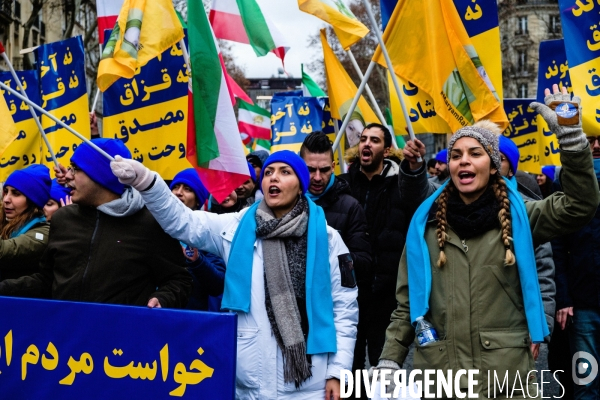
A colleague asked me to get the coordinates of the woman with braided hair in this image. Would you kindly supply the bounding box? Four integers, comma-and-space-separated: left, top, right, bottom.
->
372, 86, 600, 398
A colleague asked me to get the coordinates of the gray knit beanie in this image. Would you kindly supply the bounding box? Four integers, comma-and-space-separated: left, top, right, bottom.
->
447, 126, 501, 171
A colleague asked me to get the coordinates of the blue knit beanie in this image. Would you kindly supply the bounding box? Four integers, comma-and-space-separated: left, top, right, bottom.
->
71, 138, 131, 195
259, 150, 310, 194
542, 165, 556, 182
5, 164, 51, 208
498, 135, 520, 174
169, 168, 209, 209
49, 179, 71, 204
247, 162, 257, 182
435, 149, 448, 164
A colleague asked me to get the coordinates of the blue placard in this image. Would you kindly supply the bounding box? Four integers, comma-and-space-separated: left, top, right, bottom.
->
35, 36, 87, 111
270, 95, 323, 149
558, 0, 600, 67
503, 98, 538, 138
0, 297, 236, 399
0, 70, 41, 123
536, 39, 571, 103
453, 0, 499, 37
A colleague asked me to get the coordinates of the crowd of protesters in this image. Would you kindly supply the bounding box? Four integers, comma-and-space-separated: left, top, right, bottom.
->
0, 84, 598, 399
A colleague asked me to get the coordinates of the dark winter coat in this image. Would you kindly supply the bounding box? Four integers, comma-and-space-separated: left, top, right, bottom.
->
339, 159, 411, 297
313, 177, 372, 295
0, 220, 49, 281
0, 203, 192, 308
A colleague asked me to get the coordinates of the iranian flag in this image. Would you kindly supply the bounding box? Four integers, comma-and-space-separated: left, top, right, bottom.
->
187, 0, 249, 203
209, 0, 290, 64
238, 99, 271, 140
96, 0, 123, 44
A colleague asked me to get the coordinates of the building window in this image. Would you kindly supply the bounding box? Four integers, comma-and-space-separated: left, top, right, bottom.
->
14, 1, 21, 20
550, 15, 561, 34
32, 30, 38, 47
516, 16, 528, 35
517, 50, 527, 72
518, 83, 528, 98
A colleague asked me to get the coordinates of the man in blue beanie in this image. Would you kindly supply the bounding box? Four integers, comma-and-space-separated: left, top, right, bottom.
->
428, 148, 450, 186
0, 138, 191, 309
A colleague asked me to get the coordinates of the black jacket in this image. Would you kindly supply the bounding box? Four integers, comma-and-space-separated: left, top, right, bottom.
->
314, 177, 372, 294
340, 159, 409, 296
552, 191, 600, 309
0, 204, 192, 308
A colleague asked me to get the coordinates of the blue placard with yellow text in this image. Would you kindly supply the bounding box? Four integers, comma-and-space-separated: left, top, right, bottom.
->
270, 95, 323, 153
0, 297, 236, 399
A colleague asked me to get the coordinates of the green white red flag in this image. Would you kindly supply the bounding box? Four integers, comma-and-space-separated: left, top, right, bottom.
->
187, 0, 249, 203
209, 0, 290, 64
237, 99, 271, 140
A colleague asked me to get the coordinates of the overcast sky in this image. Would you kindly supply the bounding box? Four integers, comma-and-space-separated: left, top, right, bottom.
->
227, 0, 327, 78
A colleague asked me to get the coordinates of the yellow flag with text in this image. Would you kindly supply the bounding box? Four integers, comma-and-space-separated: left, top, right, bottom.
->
97, 0, 184, 91
299, 0, 369, 50
374, 0, 507, 132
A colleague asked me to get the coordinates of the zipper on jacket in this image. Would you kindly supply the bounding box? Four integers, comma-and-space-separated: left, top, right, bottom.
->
80, 211, 100, 299
461, 239, 468, 253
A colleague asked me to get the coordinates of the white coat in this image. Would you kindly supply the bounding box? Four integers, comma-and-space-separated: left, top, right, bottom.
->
141, 177, 359, 399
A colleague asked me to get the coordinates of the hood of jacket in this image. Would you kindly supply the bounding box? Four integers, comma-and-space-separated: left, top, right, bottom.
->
97, 187, 145, 217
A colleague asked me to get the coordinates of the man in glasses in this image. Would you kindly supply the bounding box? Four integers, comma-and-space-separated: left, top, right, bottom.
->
0, 138, 191, 309
300, 132, 372, 390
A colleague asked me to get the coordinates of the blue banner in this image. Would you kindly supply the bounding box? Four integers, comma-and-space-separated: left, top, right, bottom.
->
270, 95, 323, 153
453, 0, 498, 37
536, 39, 571, 102
35, 36, 91, 167
0, 297, 236, 399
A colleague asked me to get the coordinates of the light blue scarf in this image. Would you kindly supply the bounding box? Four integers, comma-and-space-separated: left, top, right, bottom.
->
593, 158, 600, 181
10, 216, 46, 238
306, 174, 336, 202
406, 177, 549, 343
222, 198, 337, 354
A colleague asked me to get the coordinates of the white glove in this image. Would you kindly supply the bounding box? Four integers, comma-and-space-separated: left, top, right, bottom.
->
369, 359, 402, 396
110, 155, 155, 191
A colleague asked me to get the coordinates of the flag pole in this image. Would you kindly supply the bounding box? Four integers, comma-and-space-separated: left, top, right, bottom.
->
361, 0, 420, 161
0, 81, 114, 161
91, 43, 102, 114
346, 49, 397, 149
331, 60, 375, 152
333, 118, 346, 173
0, 43, 58, 166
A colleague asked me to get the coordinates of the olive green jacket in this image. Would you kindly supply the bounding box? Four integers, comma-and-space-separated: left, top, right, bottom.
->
381, 147, 599, 399
0, 221, 49, 281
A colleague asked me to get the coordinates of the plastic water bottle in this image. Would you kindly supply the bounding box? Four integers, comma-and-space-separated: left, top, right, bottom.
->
415, 316, 439, 346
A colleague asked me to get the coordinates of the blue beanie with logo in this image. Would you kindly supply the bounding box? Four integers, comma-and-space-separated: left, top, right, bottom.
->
542, 165, 556, 182
435, 149, 448, 164
169, 168, 209, 209
259, 150, 310, 194
49, 179, 71, 204
5, 164, 51, 208
498, 135, 520, 173
71, 138, 131, 195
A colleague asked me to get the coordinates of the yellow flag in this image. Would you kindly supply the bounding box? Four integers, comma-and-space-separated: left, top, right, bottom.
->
299, 0, 369, 50
321, 30, 381, 146
97, 0, 184, 91
373, 0, 507, 132
0, 94, 18, 156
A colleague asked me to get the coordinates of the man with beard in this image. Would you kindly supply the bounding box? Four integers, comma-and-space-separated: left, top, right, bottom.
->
429, 148, 450, 185
299, 132, 372, 384
339, 123, 426, 371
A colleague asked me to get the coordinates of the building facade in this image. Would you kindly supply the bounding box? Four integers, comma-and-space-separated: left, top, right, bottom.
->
499, 0, 562, 99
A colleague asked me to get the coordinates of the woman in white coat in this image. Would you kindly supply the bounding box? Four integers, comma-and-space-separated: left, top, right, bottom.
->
111, 150, 358, 400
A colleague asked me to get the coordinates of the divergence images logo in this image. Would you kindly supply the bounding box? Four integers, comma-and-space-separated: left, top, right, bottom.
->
572, 351, 598, 386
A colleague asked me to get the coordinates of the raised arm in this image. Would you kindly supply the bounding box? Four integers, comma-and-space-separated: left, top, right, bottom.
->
110, 158, 238, 258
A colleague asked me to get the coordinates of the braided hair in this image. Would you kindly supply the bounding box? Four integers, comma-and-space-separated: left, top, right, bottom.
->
435, 173, 515, 267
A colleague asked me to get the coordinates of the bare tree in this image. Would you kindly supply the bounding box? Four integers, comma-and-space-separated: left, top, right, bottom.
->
22, 0, 45, 69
